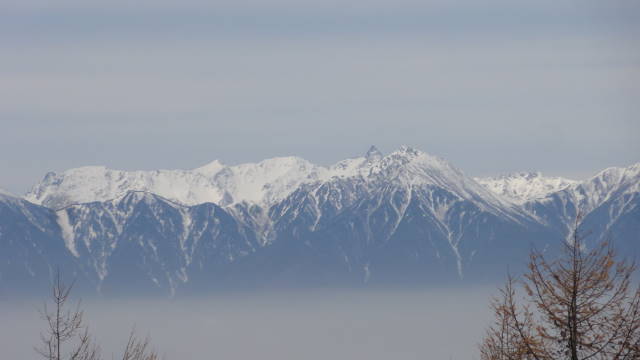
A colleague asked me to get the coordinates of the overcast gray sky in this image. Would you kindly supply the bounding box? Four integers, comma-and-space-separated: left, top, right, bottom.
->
1, 0, 639, 194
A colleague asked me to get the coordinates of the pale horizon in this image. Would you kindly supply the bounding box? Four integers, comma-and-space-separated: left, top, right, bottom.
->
1, 0, 639, 193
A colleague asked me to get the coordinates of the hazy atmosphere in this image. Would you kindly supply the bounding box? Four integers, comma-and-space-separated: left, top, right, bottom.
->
1, 289, 493, 360
1, 0, 639, 193
2, 1, 640, 359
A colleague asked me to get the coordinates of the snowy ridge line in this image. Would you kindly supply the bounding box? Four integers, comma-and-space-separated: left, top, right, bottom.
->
18, 146, 640, 215
51, 190, 190, 212
24, 145, 488, 210
2, 152, 639, 295
475, 172, 578, 204
476, 162, 640, 205
556, 162, 640, 214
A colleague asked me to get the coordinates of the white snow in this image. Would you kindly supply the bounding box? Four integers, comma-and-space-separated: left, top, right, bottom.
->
13, 149, 640, 292
25, 146, 496, 216
22, 146, 640, 218
25, 166, 224, 209
475, 172, 578, 204
476, 163, 640, 214
56, 209, 79, 257
25, 147, 395, 208
561, 163, 640, 213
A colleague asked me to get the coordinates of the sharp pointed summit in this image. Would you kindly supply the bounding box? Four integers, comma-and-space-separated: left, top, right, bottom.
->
365, 145, 383, 163
3, 148, 640, 295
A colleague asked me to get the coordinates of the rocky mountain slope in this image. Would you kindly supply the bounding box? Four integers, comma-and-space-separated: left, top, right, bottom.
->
475, 172, 578, 204
2, 147, 637, 296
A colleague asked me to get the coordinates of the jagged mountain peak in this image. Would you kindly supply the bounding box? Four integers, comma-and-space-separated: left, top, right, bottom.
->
475, 162, 640, 211
25, 165, 220, 209
211, 156, 325, 206
385, 146, 450, 168
371, 146, 467, 185
22, 146, 504, 211
24, 148, 632, 217
561, 162, 640, 212
325, 146, 458, 183
327, 147, 382, 178
365, 145, 384, 163
397, 144, 421, 155
476, 172, 578, 204
317, 146, 520, 221
589, 162, 640, 185
24, 155, 333, 209
3, 153, 639, 295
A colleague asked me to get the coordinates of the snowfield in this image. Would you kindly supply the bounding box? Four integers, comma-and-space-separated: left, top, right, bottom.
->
2, 146, 638, 295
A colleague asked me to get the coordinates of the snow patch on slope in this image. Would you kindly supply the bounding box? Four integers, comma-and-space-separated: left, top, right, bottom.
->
562, 163, 640, 213
213, 156, 325, 206
26, 148, 390, 209
56, 210, 78, 257
26, 167, 223, 209
372, 146, 519, 217
27, 146, 623, 220
476, 172, 578, 204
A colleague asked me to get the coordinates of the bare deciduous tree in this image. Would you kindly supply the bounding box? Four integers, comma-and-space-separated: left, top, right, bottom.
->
121, 329, 160, 360
481, 274, 544, 360
36, 271, 160, 360
480, 217, 640, 360
35, 270, 100, 360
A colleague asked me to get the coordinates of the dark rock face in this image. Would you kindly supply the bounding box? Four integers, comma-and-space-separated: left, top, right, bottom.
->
1, 159, 638, 296
0, 195, 77, 295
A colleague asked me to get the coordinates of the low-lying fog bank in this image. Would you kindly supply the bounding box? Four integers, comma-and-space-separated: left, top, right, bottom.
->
1, 287, 494, 360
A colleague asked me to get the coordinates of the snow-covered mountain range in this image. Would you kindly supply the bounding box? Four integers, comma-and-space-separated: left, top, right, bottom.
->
475, 172, 578, 204
2, 146, 638, 296
25, 146, 517, 210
